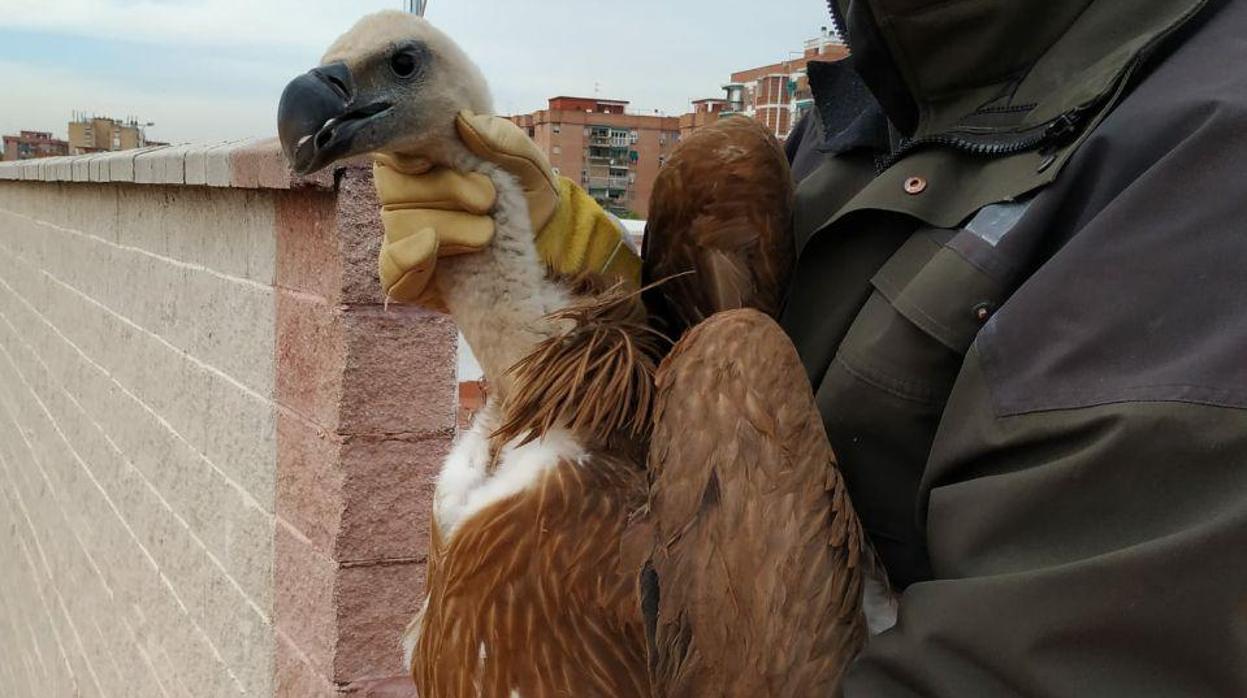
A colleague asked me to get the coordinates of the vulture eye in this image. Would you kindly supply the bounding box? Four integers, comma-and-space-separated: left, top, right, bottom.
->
389, 50, 418, 79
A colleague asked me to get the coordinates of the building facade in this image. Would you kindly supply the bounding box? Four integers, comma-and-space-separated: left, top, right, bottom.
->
679, 98, 731, 139
1, 131, 70, 161
67, 115, 150, 155
511, 97, 683, 218
723, 27, 849, 140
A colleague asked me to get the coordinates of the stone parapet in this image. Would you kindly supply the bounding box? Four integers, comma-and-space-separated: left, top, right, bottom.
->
0, 141, 448, 696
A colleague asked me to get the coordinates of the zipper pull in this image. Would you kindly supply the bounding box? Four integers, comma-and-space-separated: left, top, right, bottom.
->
1043, 110, 1083, 143
1036, 109, 1085, 173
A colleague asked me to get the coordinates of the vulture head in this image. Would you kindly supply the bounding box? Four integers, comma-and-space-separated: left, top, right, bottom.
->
277, 11, 655, 435
278, 10, 492, 175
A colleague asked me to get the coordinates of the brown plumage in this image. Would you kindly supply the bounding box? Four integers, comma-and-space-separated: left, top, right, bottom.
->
415, 452, 650, 697
642, 116, 795, 342
636, 309, 871, 697
413, 277, 661, 698
495, 274, 666, 456
282, 15, 877, 694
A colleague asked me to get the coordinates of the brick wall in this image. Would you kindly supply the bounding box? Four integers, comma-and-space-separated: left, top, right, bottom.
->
0, 142, 455, 697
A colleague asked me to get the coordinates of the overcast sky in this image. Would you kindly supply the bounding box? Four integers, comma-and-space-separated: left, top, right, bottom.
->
0, 0, 835, 144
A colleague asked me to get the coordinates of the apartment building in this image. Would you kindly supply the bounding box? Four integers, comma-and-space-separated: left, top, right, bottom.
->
679, 98, 732, 139
511, 97, 683, 217
67, 114, 151, 155
723, 27, 849, 139
1, 130, 70, 161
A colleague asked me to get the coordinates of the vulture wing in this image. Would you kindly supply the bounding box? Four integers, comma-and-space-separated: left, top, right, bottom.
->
414, 455, 651, 698
640, 309, 869, 697
642, 116, 795, 342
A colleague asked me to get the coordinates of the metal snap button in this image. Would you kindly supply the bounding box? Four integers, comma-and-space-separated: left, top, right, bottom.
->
904, 176, 927, 195
973, 303, 993, 323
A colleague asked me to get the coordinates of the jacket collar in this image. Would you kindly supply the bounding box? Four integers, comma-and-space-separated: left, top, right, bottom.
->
827, 0, 1209, 143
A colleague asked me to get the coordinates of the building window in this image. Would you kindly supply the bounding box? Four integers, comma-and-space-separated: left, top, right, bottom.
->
553, 145, 561, 155
630, 130, 639, 144
552, 167, 560, 176
553, 124, 561, 134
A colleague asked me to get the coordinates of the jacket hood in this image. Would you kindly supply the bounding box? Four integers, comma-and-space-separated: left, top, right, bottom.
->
830, 0, 1209, 141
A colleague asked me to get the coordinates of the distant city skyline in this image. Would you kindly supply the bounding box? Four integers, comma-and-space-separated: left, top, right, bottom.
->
0, 0, 837, 144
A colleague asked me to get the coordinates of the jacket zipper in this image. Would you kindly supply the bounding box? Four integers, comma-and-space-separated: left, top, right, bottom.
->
827, 0, 851, 52
875, 109, 1085, 172
836, 0, 1207, 173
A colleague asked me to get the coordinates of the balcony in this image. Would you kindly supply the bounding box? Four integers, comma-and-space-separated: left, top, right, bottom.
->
586, 176, 631, 191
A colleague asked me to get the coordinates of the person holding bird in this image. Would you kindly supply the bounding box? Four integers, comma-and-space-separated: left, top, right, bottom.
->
280, 1, 1247, 695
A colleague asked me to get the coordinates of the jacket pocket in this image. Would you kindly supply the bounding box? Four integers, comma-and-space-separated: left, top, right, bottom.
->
833, 229, 1006, 407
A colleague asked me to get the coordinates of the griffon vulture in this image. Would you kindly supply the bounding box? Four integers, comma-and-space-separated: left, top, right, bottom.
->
277, 11, 895, 697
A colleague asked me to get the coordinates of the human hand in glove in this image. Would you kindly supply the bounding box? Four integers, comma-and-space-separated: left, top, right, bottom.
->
376, 111, 640, 309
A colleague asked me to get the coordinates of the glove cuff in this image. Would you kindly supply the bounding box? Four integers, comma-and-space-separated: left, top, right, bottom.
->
534, 178, 641, 286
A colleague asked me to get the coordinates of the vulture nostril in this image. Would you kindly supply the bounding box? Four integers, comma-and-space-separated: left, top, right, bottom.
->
324, 75, 349, 100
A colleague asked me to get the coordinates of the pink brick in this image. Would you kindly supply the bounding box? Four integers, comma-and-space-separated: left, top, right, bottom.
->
231, 138, 335, 191
277, 631, 339, 698
276, 411, 345, 557
334, 168, 388, 305
276, 189, 342, 302
335, 561, 427, 682
276, 289, 345, 431
275, 524, 339, 681
337, 434, 445, 562
340, 305, 458, 436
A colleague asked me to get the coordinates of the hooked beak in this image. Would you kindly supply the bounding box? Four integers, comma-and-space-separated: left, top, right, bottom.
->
277, 61, 393, 175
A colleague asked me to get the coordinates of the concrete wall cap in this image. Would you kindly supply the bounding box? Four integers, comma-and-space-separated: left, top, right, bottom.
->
0, 138, 338, 191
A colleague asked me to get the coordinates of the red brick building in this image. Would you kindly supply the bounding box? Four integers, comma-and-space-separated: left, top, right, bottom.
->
2, 131, 70, 161
511, 96, 683, 218
723, 28, 849, 140
679, 98, 732, 139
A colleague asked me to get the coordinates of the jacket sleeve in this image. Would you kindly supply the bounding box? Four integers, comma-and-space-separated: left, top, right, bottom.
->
844, 90, 1247, 696
844, 353, 1247, 696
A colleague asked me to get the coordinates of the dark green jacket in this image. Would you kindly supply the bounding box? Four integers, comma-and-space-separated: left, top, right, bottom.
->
782, 0, 1247, 694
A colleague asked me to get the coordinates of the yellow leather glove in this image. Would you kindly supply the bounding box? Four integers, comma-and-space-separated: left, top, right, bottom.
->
376, 111, 640, 308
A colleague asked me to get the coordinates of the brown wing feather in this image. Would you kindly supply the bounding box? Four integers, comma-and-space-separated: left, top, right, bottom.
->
640, 309, 868, 697
495, 274, 665, 456
415, 455, 651, 698
642, 116, 795, 341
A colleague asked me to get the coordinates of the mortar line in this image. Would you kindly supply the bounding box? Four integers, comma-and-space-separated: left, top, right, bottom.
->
0, 424, 82, 685
275, 514, 337, 566
0, 340, 249, 696
0, 458, 96, 697
112, 616, 177, 698
87, 616, 131, 697
51, 590, 110, 698
0, 308, 274, 626
0, 381, 117, 605
0, 206, 272, 293
274, 284, 333, 306
0, 522, 47, 687
0, 232, 272, 409
0, 386, 160, 698
275, 627, 337, 690
0, 261, 274, 518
